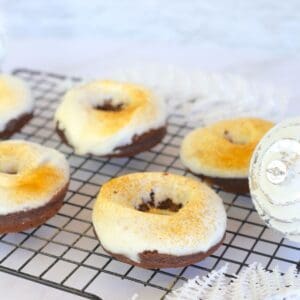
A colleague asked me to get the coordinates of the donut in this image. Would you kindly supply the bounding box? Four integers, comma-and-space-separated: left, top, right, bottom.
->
92, 172, 226, 269
180, 118, 274, 194
55, 80, 167, 156
0, 140, 69, 233
0, 75, 34, 138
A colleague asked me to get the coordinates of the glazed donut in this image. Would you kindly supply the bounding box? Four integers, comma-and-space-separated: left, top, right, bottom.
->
92, 172, 226, 269
55, 80, 167, 156
0, 140, 69, 233
0, 74, 34, 138
180, 118, 274, 194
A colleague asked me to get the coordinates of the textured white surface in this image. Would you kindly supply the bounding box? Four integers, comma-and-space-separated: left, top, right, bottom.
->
2, 0, 300, 56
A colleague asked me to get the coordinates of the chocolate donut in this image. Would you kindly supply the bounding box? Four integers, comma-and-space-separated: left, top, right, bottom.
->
0, 141, 69, 233
180, 118, 274, 194
92, 172, 226, 269
55, 80, 167, 157
0, 75, 34, 138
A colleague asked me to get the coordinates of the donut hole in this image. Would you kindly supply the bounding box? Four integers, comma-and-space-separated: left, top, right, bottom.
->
93, 99, 125, 112
136, 191, 183, 215
223, 129, 247, 145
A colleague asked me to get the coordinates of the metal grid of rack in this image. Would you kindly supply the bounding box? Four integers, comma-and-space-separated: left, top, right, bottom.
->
0, 68, 298, 300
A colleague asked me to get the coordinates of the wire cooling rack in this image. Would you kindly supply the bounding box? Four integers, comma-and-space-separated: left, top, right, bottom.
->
0, 68, 298, 300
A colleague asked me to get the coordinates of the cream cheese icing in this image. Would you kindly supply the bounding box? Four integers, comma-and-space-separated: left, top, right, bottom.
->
250, 118, 300, 242
55, 80, 166, 156
0, 140, 69, 215
0, 74, 34, 131
92, 172, 227, 262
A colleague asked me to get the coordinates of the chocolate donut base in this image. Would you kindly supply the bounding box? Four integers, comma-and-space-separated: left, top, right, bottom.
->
0, 183, 68, 233
56, 125, 167, 157
96, 232, 225, 269
0, 112, 33, 139
198, 173, 249, 194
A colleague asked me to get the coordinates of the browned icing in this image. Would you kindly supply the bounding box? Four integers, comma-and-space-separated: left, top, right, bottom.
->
191, 118, 274, 171
88, 87, 152, 136
13, 165, 63, 200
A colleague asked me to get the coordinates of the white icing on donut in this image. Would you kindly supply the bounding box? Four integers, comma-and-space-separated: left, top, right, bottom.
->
0, 74, 34, 131
180, 118, 273, 178
250, 118, 300, 242
55, 80, 166, 155
0, 140, 69, 215
92, 172, 226, 262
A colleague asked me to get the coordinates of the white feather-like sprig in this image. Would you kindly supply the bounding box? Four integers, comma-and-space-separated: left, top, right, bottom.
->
166, 263, 300, 300
104, 64, 289, 125
57, 65, 288, 126
167, 265, 228, 300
